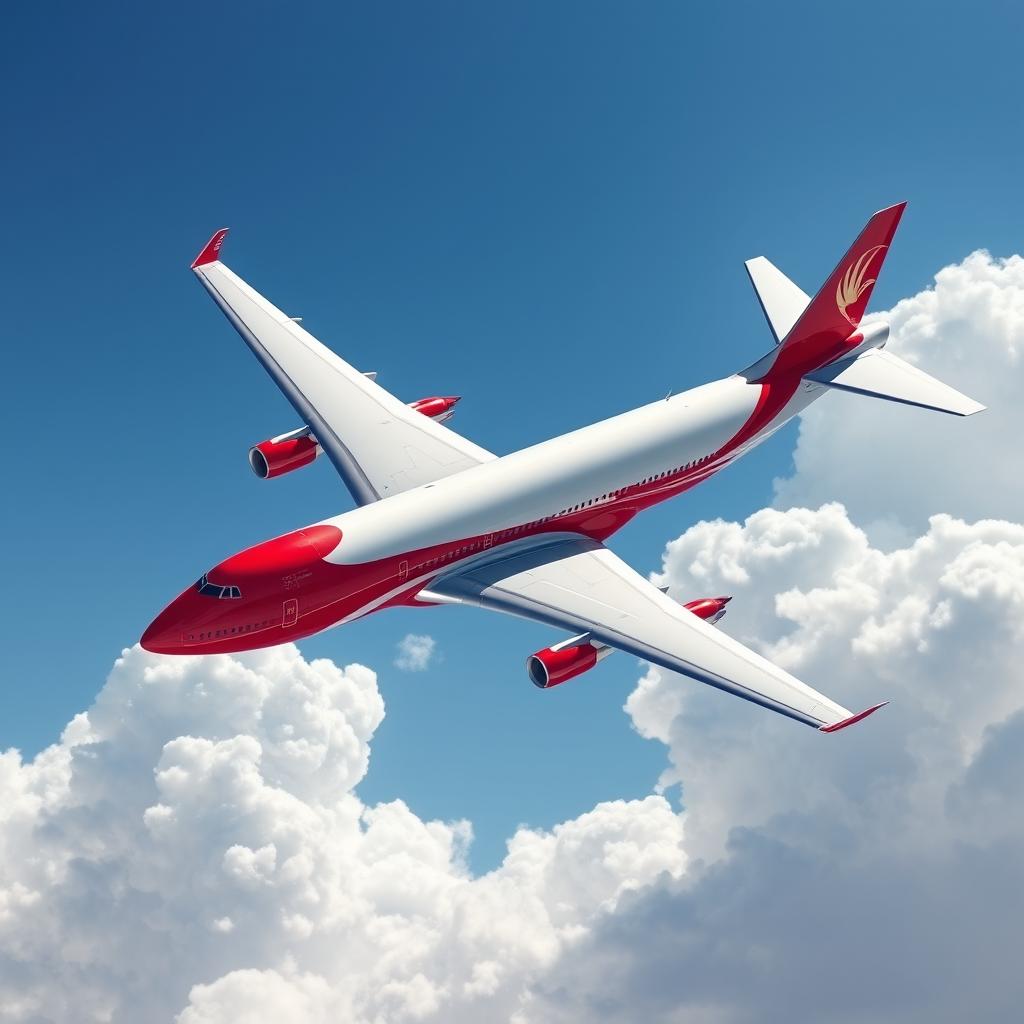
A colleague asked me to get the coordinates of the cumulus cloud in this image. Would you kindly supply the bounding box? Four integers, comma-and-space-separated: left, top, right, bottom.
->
775, 252, 1024, 538
528, 256, 1024, 1023
0, 646, 683, 1023
5, 252, 1022, 1023
394, 633, 437, 672
527, 505, 1024, 1023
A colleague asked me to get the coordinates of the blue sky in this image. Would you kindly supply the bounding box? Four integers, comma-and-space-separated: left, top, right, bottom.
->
3, 1, 1023, 870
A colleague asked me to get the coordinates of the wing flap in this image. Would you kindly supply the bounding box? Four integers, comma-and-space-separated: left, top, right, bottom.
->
433, 538, 877, 730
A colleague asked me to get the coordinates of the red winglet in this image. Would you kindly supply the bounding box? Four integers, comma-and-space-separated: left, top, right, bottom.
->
191, 228, 229, 269
819, 701, 889, 733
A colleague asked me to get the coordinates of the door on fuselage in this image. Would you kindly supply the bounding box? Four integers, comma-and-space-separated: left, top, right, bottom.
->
282, 598, 298, 628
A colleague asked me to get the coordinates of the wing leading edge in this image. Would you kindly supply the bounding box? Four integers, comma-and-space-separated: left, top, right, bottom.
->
430, 537, 885, 731
191, 230, 494, 505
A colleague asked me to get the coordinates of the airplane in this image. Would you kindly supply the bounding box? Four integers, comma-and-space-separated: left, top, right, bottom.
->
142, 203, 984, 733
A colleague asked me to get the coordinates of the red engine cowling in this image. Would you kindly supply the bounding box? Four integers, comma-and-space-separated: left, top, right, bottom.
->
409, 396, 460, 422
249, 429, 322, 480
527, 638, 610, 689
683, 596, 731, 625
249, 397, 460, 481
528, 598, 732, 690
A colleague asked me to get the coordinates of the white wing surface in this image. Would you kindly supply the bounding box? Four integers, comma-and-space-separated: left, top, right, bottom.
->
430, 536, 884, 731
804, 348, 986, 416
191, 230, 494, 505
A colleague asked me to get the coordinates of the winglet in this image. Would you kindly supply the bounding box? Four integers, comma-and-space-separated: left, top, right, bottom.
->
191, 228, 229, 270
819, 701, 889, 733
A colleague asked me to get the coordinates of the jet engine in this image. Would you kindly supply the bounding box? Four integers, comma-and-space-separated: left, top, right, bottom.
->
526, 635, 612, 689
409, 396, 460, 422
527, 596, 733, 689
249, 397, 461, 480
248, 427, 322, 479
682, 595, 731, 624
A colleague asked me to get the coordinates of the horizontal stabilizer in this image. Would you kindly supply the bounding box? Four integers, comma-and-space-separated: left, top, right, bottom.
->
805, 348, 985, 417
745, 257, 810, 345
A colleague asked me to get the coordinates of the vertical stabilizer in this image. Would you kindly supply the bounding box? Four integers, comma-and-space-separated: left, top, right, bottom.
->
761, 203, 906, 377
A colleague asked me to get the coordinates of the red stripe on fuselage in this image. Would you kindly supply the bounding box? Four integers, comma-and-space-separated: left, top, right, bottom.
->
144, 377, 803, 655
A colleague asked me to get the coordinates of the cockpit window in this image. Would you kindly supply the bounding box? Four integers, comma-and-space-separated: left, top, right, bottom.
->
195, 574, 242, 599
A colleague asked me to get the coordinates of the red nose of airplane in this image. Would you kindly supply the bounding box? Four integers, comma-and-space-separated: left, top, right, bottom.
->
141, 589, 202, 653
141, 524, 343, 654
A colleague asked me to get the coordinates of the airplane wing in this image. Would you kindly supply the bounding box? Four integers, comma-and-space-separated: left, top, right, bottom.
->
427, 536, 885, 731
191, 230, 494, 505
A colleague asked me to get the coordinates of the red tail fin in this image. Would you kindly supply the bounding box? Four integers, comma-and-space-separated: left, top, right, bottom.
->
766, 203, 906, 377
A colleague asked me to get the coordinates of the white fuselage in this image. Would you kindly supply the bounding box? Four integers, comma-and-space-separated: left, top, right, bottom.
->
323, 372, 824, 566
140, 359, 831, 655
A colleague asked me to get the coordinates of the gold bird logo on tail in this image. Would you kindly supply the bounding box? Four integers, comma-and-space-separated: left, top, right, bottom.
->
836, 244, 886, 322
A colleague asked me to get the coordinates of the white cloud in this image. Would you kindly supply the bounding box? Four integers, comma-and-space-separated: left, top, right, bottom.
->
526, 507, 1024, 1021
179, 965, 335, 1024
774, 252, 1024, 538
516, 253, 1024, 1015
0, 645, 683, 1023
395, 633, 437, 672
522, 255, 1024, 1021
5, 251, 1023, 1023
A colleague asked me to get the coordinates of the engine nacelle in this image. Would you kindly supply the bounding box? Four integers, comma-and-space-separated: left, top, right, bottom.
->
250, 396, 459, 479
248, 427, 322, 480
409, 396, 460, 423
528, 597, 732, 690
682, 595, 731, 625
527, 635, 611, 689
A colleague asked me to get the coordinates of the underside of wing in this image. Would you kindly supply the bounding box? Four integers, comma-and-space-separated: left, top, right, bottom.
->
429, 536, 884, 731
191, 231, 494, 505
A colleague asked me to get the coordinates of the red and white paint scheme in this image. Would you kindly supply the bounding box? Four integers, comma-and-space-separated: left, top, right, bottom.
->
527, 596, 732, 689
408, 395, 461, 423
143, 205, 984, 732
248, 397, 460, 479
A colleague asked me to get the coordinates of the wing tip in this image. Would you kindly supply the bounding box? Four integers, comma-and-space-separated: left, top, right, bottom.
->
191, 228, 229, 270
819, 700, 889, 733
